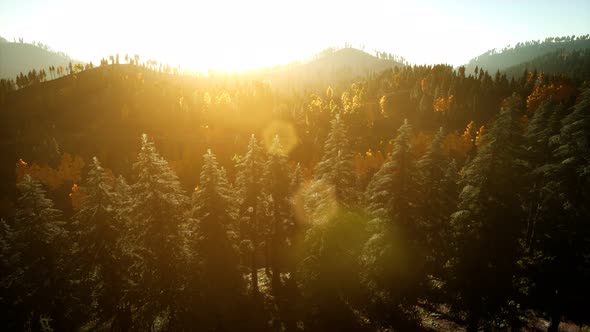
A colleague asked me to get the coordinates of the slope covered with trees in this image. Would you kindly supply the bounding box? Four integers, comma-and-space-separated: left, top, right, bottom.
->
503, 48, 590, 81
0, 45, 589, 331
465, 35, 590, 73
0, 38, 82, 79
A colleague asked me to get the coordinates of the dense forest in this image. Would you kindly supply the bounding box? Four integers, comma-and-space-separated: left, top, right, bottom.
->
0, 36, 589, 332
465, 35, 590, 73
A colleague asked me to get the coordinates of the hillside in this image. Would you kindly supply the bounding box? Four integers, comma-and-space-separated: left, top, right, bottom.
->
1, 55, 589, 332
0, 39, 82, 79
464, 35, 590, 73
502, 48, 590, 80
243, 47, 405, 91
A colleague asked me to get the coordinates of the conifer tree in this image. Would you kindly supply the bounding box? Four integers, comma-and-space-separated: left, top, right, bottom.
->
2, 175, 68, 331
522, 100, 564, 251
366, 119, 418, 229
71, 157, 130, 329
447, 96, 527, 331
263, 136, 293, 293
235, 135, 267, 296
129, 134, 188, 328
191, 149, 242, 329
416, 128, 459, 272
528, 88, 590, 330
314, 114, 358, 207
362, 119, 423, 324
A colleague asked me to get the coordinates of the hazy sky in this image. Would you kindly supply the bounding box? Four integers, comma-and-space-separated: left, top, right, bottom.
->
1, 0, 589, 71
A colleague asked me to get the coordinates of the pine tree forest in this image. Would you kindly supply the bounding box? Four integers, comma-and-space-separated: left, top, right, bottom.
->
1, 32, 590, 332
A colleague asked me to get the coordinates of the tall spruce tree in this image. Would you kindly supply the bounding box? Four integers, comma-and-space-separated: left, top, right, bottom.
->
235, 135, 267, 296
191, 149, 242, 330
447, 96, 527, 331
129, 134, 188, 329
1, 175, 68, 331
362, 119, 423, 326
263, 136, 293, 294
314, 114, 358, 207
71, 157, 131, 330
416, 128, 459, 273
528, 88, 590, 330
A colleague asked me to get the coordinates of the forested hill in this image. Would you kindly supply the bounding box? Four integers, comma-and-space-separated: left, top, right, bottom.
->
0, 55, 585, 217
503, 48, 590, 80
464, 34, 590, 73
0, 45, 590, 331
0, 38, 81, 79
242, 47, 405, 91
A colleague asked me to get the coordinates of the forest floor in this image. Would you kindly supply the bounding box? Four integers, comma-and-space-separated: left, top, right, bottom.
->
417, 306, 589, 332
253, 270, 588, 332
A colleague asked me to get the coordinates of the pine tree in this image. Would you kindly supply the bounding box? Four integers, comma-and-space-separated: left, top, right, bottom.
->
522, 100, 564, 251
416, 128, 459, 274
129, 134, 188, 328
191, 149, 242, 329
529, 87, 590, 330
366, 119, 418, 229
447, 96, 527, 330
314, 114, 358, 207
2, 175, 68, 331
362, 119, 423, 323
234, 135, 267, 296
263, 136, 294, 294
71, 157, 130, 329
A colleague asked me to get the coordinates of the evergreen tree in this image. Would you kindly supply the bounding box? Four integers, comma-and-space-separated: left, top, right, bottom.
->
314, 114, 358, 207
1, 175, 68, 331
129, 134, 189, 329
362, 119, 423, 327
263, 136, 294, 294
191, 149, 242, 330
528, 87, 590, 330
71, 157, 131, 330
298, 210, 369, 331
365, 119, 418, 226
447, 96, 527, 330
521, 100, 564, 252
235, 135, 267, 296
416, 128, 459, 273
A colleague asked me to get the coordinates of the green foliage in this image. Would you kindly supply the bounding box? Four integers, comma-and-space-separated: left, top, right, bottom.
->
190, 149, 243, 330
71, 157, 132, 329
1, 175, 69, 331
128, 134, 189, 328
1, 41, 590, 331
314, 115, 359, 208
447, 96, 528, 329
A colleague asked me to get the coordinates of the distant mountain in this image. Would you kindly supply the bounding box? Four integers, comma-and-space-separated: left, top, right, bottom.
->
464, 35, 590, 74
0, 38, 82, 79
503, 48, 590, 81
244, 47, 405, 91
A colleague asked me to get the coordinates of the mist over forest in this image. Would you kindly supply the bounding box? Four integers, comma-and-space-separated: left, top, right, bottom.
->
0, 13, 589, 331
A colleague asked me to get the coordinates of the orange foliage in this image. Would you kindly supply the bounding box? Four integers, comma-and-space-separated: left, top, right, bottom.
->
69, 183, 88, 211
527, 77, 576, 112
16, 153, 85, 190
463, 121, 483, 144
433, 95, 454, 113
354, 150, 385, 176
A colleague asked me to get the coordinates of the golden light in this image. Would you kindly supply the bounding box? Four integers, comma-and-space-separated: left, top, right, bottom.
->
262, 120, 298, 156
